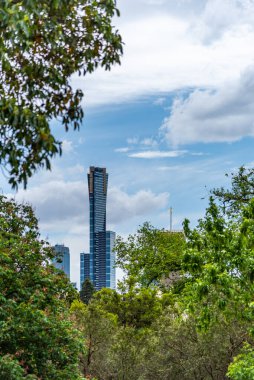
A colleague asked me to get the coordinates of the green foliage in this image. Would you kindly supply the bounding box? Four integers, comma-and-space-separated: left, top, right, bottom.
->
72, 292, 248, 380
227, 344, 254, 380
108, 325, 149, 380
182, 194, 254, 326
212, 166, 254, 215
0, 0, 123, 188
0, 196, 83, 379
142, 312, 249, 380
92, 287, 163, 328
71, 300, 117, 378
0, 355, 36, 379
80, 278, 95, 305
115, 222, 185, 288
71, 298, 151, 380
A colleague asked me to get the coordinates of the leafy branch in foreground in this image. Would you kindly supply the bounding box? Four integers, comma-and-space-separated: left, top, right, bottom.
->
0, 0, 123, 188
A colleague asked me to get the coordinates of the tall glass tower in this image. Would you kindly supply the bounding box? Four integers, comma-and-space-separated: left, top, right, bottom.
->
80, 252, 90, 287
87, 166, 115, 290
106, 231, 116, 289
52, 244, 70, 279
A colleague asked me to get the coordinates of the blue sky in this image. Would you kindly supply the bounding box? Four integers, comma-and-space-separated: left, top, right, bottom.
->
4, 0, 254, 287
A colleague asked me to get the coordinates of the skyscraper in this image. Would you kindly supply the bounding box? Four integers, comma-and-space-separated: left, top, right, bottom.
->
80, 252, 90, 287
86, 166, 116, 290
52, 244, 70, 279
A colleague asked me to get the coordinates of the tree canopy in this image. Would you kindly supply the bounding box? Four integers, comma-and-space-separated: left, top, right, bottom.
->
0, 0, 123, 188
0, 195, 83, 379
114, 222, 185, 288
182, 196, 254, 326
227, 344, 254, 380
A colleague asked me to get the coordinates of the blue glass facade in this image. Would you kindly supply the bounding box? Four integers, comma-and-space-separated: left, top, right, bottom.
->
88, 166, 115, 290
52, 244, 70, 279
106, 231, 116, 289
80, 252, 90, 287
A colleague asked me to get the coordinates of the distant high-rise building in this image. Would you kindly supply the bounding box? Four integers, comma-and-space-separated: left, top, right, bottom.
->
106, 231, 116, 289
52, 244, 70, 279
87, 166, 116, 290
88, 166, 108, 290
80, 252, 90, 287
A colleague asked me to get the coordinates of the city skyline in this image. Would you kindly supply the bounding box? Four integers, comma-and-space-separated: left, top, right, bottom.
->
2, 0, 254, 288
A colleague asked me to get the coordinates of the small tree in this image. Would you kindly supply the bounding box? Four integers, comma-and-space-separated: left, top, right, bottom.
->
71, 300, 117, 378
80, 278, 95, 305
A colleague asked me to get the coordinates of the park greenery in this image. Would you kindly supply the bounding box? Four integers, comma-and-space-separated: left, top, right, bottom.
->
0, 167, 254, 378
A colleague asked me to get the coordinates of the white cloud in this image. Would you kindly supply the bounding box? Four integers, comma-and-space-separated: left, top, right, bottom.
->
108, 187, 169, 223
61, 139, 74, 153
140, 138, 158, 147
118, 0, 205, 22
162, 67, 254, 145
125, 137, 159, 151
191, 0, 254, 44
127, 137, 139, 144
142, 0, 167, 5
191, 152, 207, 156
115, 147, 130, 153
158, 165, 182, 171
66, 164, 85, 176
72, 0, 254, 107
12, 180, 169, 231
78, 137, 85, 144
128, 150, 186, 158
13, 180, 87, 231
153, 97, 166, 106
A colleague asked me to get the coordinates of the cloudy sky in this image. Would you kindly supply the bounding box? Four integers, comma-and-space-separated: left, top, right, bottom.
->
4, 0, 254, 288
